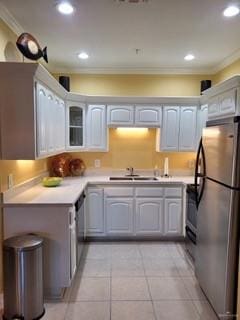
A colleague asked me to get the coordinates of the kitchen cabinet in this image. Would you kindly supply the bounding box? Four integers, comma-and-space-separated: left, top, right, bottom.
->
179, 107, 197, 151
86, 188, 104, 235
86, 105, 108, 151
106, 198, 134, 235
3, 205, 76, 298
196, 104, 208, 147
107, 105, 162, 127
136, 199, 163, 235
160, 106, 180, 151
66, 102, 86, 150
159, 106, 197, 152
107, 105, 134, 126
135, 106, 162, 127
164, 198, 182, 236
207, 88, 237, 120
36, 83, 66, 157
0, 62, 67, 160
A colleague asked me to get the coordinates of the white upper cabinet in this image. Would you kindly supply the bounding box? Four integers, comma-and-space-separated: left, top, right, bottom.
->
107, 105, 134, 126
36, 83, 48, 157
135, 106, 162, 127
208, 97, 219, 118
179, 107, 197, 151
86, 105, 108, 151
55, 98, 66, 152
160, 106, 180, 151
0, 63, 67, 160
107, 105, 162, 127
159, 106, 197, 152
196, 104, 208, 147
36, 83, 66, 158
219, 89, 236, 115
66, 102, 85, 150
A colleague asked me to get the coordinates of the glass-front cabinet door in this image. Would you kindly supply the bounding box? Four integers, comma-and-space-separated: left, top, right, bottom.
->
66, 102, 85, 149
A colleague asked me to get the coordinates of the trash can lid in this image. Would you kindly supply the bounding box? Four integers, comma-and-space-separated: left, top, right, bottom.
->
3, 234, 43, 251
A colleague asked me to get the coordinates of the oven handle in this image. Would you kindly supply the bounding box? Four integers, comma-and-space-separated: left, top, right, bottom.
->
186, 226, 197, 245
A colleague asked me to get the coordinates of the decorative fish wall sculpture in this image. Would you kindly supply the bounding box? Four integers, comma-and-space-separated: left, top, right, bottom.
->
16, 33, 48, 63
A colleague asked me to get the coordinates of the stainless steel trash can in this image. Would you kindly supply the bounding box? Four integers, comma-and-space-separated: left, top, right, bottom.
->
3, 234, 45, 320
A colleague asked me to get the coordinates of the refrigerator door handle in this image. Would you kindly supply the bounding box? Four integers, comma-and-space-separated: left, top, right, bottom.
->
194, 139, 206, 208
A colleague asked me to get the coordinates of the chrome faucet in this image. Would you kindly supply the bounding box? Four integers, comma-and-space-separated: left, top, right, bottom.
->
126, 167, 134, 176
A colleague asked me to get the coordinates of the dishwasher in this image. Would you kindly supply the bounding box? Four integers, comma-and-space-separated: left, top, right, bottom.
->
75, 192, 86, 266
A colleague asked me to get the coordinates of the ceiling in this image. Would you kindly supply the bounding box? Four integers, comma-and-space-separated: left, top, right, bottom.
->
1, 0, 240, 74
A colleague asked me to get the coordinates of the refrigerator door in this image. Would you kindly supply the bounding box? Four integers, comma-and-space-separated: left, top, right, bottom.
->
202, 117, 240, 188
196, 178, 238, 317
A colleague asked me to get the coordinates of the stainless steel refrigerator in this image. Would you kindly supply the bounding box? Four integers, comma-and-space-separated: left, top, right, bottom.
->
195, 116, 240, 319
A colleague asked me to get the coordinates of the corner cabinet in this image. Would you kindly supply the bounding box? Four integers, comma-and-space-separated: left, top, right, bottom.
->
66, 102, 85, 150
0, 62, 67, 160
36, 83, 66, 158
158, 106, 197, 152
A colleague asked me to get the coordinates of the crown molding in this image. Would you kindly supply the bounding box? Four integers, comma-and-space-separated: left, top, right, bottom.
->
50, 65, 215, 75
211, 48, 240, 74
0, 3, 24, 35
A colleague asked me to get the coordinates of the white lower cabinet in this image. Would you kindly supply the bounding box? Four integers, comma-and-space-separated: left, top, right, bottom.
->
86, 188, 104, 235
136, 199, 163, 234
3, 205, 75, 298
86, 185, 183, 238
106, 198, 134, 235
164, 198, 182, 235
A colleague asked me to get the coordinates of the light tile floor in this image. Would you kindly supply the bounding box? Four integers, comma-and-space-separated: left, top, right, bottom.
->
43, 241, 219, 320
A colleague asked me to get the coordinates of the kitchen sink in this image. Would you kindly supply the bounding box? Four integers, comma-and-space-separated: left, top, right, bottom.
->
109, 177, 158, 181
109, 177, 133, 180
134, 177, 158, 181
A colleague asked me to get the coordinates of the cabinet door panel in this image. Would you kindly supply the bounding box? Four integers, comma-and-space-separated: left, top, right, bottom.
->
196, 104, 208, 147
36, 83, 48, 157
160, 107, 180, 151
179, 106, 197, 151
219, 89, 236, 115
87, 105, 107, 151
136, 199, 163, 234
164, 198, 182, 235
67, 103, 85, 150
208, 98, 219, 118
107, 106, 134, 126
135, 106, 162, 127
87, 188, 104, 234
47, 91, 55, 153
106, 199, 133, 235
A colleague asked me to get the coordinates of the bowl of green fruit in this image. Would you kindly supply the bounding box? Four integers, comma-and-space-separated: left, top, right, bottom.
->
42, 177, 62, 187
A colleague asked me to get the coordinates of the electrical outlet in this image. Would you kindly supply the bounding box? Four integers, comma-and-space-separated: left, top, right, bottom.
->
94, 159, 101, 168
8, 174, 14, 189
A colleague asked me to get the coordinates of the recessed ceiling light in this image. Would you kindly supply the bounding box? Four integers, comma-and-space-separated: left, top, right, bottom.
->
223, 5, 240, 17
57, 2, 74, 15
184, 54, 195, 61
78, 52, 89, 60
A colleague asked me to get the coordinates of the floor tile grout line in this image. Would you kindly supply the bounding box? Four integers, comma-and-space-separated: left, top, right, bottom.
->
142, 251, 158, 320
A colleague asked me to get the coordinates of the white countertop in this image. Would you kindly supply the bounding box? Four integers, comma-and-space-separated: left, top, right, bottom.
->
3, 175, 194, 206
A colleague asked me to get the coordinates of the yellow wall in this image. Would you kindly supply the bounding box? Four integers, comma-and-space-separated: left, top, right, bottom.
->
214, 58, 240, 84
55, 73, 213, 96
68, 129, 195, 171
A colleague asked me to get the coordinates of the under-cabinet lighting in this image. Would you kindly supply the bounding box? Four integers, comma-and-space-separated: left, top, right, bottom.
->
116, 128, 149, 137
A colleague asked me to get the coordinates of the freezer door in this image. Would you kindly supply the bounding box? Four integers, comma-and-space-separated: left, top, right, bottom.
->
195, 178, 238, 317
202, 119, 240, 188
